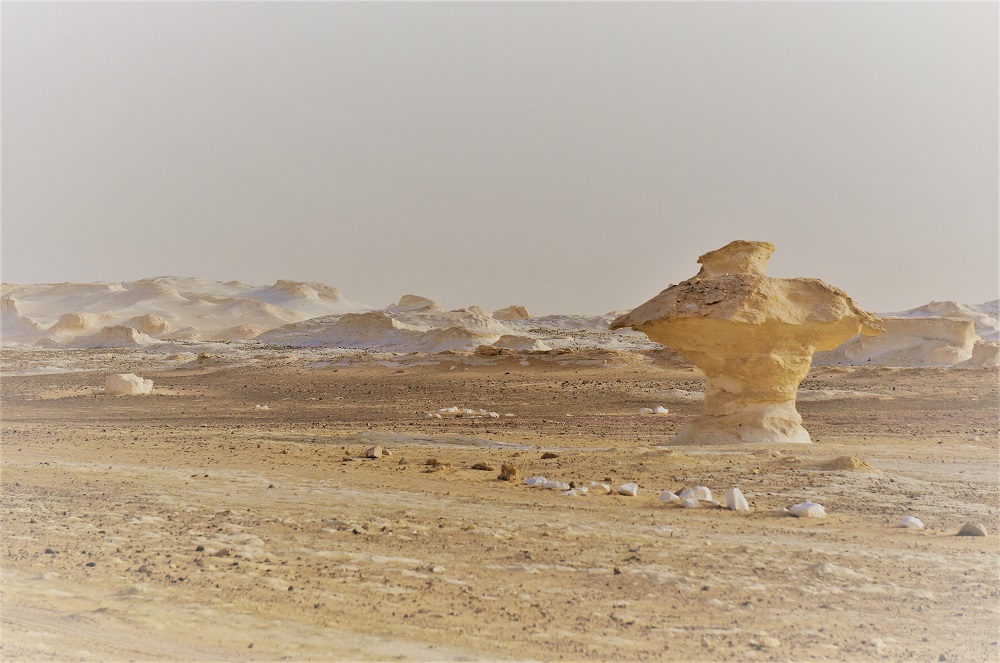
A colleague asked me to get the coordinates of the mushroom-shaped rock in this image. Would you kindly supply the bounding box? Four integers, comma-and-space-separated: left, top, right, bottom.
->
610, 241, 882, 444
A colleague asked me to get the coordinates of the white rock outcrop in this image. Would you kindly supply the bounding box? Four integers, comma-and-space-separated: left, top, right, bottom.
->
610, 240, 882, 444
105, 373, 153, 395
492, 305, 532, 320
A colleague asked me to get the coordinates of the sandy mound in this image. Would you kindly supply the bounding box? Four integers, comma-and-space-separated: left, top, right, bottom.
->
129, 313, 171, 337
493, 305, 532, 320
819, 456, 877, 472
68, 325, 157, 348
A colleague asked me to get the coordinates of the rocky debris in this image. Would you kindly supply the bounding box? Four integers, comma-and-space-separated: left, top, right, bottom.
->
424, 458, 452, 472
498, 464, 521, 482
611, 240, 882, 444
725, 487, 750, 512
541, 452, 560, 459
616, 483, 638, 497
105, 373, 153, 395
364, 446, 383, 459
471, 462, 496, 471
822, 455, 874, 471
899, 516, 925, 529
789, 501, 827, 518
957, 522, 988, 537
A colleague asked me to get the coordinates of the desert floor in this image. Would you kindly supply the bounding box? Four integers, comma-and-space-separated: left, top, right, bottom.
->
1, 350, 998, 661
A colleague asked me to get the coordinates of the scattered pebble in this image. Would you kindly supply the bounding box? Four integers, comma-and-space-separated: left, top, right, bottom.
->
789, 501, 827, 518
725, 487, 750, 512
957, 522, 987, 537
616, 482, 638, 497
899, 516, 924, 529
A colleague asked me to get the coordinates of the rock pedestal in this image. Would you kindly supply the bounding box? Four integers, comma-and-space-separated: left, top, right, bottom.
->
610, 240, 882, 444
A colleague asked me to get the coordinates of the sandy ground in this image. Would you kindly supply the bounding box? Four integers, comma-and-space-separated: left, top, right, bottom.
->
1, 349, 998, 661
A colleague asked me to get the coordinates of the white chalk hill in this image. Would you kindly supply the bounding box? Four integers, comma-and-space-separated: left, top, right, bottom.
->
1, 277, 370, 345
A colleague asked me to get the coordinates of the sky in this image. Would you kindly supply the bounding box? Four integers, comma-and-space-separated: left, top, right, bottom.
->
2, 2, 997, 315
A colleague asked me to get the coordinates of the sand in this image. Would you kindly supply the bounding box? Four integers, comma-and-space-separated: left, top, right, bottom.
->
1, 348, 997, 661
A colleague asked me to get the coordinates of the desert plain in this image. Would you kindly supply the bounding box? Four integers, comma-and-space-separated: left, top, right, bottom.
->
1, 346, 997, 661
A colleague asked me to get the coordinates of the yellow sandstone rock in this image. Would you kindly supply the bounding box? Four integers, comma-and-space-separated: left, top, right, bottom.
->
610, 240, 882, 444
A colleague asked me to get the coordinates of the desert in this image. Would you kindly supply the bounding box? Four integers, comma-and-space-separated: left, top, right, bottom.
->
1, 263, 998, 662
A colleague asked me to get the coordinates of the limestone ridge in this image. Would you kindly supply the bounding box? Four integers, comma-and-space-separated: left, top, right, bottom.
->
610, 240, 883, 445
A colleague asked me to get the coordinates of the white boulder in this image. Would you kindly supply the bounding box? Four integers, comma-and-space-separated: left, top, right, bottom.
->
790, 501, 827, 518
659, 491, 680, 503
725, 487, 750, 512
679, 486, 713, 502
616, 483, 639, 497
900, 516, 924, 529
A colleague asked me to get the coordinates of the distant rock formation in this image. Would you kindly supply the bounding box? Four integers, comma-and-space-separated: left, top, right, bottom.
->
387, 294, 442, 313
493, 335, 551, 351
815, 316, 977, 367
493, 305, 532, 320
611, 240, 882, 445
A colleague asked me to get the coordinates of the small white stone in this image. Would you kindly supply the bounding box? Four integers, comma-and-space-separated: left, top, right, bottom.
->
725, 487, 750, 512
681, 498, 700, 508
679, 486, 712, 502
589, 482, 611, 495
638, 407, 654, 416
543, 480, 570, 490
575, 485, 589, 495
561, 489, 578, 496
653, 405, 669, 414
899, 516, 924, 529
254, 404, 269, 410
488, 412, 500, 418
790, 501, 827, 518
659, 491, 680, 503
504, 413, 515, 417
616, 483, 639, 497
524, 476, 548, 487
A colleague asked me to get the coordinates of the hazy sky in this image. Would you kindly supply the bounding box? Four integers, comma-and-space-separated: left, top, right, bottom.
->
3, 2, 997, 315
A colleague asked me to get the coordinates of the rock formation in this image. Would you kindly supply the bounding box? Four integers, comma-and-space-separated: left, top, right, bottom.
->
493, 305, 532, 320
610, 240, 882, 444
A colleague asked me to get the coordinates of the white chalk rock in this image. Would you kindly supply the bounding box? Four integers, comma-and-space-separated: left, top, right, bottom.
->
504, 413, 515, 417
659, 491, 680, 503
725, 487, 750, 512
653, 406, 669, 415
105, 373, 153, 395
790, 501, 827, 518
524, 476, 548, 487
681, 498, 700, 508
679, 486, 713, 502
638, 407, 654, 416
488, 412, 500, 418
900, 516, 924, 529
589, 482, 611, 495
575, 485, 589, 495
616, 483, 639, 497
254, 404, 270, 410
543, 480, 571, 491
561, 489, 578, 497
